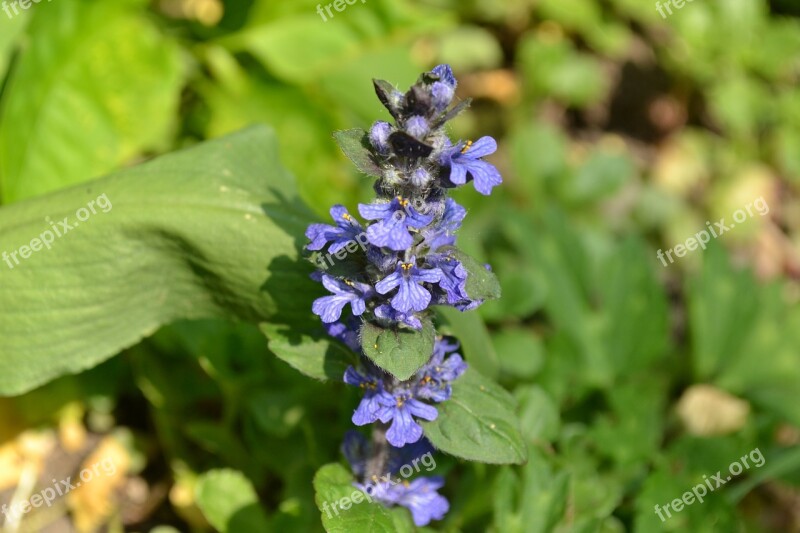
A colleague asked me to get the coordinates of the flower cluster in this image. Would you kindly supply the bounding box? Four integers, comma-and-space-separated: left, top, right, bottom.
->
342, 432, 449, 527
308, 64, 501, 331
306, 64, 502, 526
344, 338, 466, 447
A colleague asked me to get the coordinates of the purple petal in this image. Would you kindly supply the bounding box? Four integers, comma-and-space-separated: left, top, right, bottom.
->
386, 408, 424, 447
353, 396, 383, 426
358, 202, 394, 220
393, 278, 432, 313
312, 295, 351, 323
375, 271, 403, 294
413, 267, 443, 284
448, 162, 468, 186
407, 399, 438, 421
466, 160, 503, 195
463, 136, 497, 158
367, 217, 414, 251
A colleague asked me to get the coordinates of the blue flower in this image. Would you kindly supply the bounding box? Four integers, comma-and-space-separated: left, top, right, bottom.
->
344, 365, 386, 426
427, 254, 468, 304
359, 197, 433, 251
441, 136, 503, 195
375, 304, 423, 330
415, 338, 467, 402
306, 205, 364, 254
312, 275, 373, 323
376, 389, 438, 447
429, 338, 466, 381
375, 258, 442, 313
422, 198, 466, 251
431, 64, 457, 89
360, 477, 449, 526
324, 317, 362, 352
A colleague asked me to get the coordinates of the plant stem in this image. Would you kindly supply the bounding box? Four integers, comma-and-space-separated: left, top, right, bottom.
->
365, 422, 391, 481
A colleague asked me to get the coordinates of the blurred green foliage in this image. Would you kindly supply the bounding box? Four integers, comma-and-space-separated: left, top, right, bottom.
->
0, 0, 799, 531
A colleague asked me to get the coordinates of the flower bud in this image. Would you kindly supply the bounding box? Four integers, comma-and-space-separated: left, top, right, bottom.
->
406, 116, 429, 140
431, 82, 454, 112
411, 167, 432, 188
431, 64, 457, 89
369, 121, 392, 154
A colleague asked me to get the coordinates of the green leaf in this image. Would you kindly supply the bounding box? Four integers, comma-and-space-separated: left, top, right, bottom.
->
687, 243, 759, 380
0, 126, 318, 396
196, 469, 271, 533
515, 385, 559, 442
361, 319, 435, 380
313, 463, 407, 533
262, 323, 357, 381
518, 446, 569, 533
491, 328, 544, 380
222, 17, 359, 85
0, 8, 28, 83
440, 246, 501, 302
598, 238, 669, 376
0, 0, 184, 202
333, 129, 382, 177
422, 368, 527, 464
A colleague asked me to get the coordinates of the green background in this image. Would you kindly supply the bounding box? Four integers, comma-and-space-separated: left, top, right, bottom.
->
0, 0, 799, 531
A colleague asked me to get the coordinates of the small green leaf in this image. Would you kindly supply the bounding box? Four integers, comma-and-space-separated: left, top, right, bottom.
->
313, 463, 406, 533
333, 129, 382, 176
196, 469, 270, 533
361, 319, 435, 381
440, 247, 501, 302
422, 368, 527, 464
262, 324, 357, 381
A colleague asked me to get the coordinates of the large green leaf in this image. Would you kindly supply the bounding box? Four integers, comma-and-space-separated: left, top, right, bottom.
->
0, 8, 28, 83
0, 125, 318, 396
262, 323, 357, 381
422, 368, 527, 464
0, 0, 183, 203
